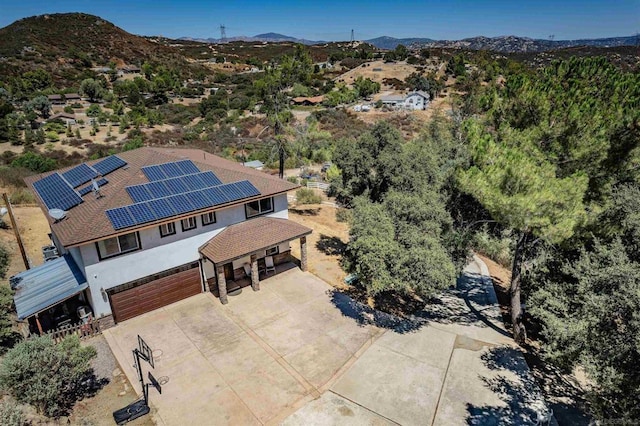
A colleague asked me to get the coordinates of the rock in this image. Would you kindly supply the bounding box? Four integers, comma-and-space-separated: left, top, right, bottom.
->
124, 383, 129, 391
118, 391, 127, 396
112, 368, 122, 377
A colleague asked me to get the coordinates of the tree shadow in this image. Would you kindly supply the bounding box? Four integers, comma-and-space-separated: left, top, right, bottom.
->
466, 346, 549, 425
290, 207, 320, 216
55, 369, 109, 417
316, 234, 346, 256
328, 270, 514, 336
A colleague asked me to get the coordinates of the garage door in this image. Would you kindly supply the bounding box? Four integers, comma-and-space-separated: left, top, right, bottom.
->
109, 267, 202, 322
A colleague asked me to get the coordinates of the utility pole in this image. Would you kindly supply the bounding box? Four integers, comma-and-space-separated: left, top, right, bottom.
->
3, 193, 29, 270
220, 24, 227, 42
350, 29, 354, 43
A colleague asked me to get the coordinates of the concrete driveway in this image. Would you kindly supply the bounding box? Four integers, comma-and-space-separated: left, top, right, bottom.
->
283, 256, 553, 425
104, 268, 380, 425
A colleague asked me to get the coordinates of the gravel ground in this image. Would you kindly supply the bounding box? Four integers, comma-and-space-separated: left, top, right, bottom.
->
83, 334, 119, 380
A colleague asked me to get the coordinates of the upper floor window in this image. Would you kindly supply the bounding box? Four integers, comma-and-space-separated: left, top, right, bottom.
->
201, 211, 216, 226
245, 197, 273, 218
159, 222, 176, 238
181, 217, 197, 232
265, 245, 279, 256
96, 232, 140, 260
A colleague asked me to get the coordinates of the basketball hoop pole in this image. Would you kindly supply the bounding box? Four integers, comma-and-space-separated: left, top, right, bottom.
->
132, 349, 149, 405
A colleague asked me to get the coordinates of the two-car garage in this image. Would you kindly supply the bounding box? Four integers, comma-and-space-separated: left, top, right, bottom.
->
107, 262, 203, 323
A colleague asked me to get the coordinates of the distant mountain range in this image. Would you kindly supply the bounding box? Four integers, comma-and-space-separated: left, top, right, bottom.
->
181, 33, 640, 53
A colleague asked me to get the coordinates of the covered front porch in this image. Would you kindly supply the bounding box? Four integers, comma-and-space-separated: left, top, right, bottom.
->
199, 217, 312, 304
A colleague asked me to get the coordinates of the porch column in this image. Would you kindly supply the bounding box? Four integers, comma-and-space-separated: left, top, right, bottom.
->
250, 254, 260, 291
300, 236, 308, 272
216, 265, 228, 304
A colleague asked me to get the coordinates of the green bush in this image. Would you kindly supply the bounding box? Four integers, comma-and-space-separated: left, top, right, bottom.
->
45, 132, 59, 142
286, 176, 298, 184
472, 228, 513, 267
63, 106, 74, 114
0, 399, 26, 426
10, 152, 56, 173
9, 189, 36, 205
335, 208, 352, 223
296, 188, 322, 205
0, 335, 96, 417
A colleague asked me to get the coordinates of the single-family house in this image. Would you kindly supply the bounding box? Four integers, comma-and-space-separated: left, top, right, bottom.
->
291, 95, 324, 106
380, 91, 430, 111
47, 94, 65, 105
11, 148, 311, 333
48, 112, 76, 126
64, 93, 82, 104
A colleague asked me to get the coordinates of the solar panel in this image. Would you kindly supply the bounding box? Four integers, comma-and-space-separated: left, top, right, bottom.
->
200, 171, 223, 187
126, 185, 154, 203
93, 155, 126, 176
202, 186, 229, 205
78, 178, 108, 196
182, 174, 206, 190
33, 173, 83, 211
234, 180, 261, 197
146, 181, 171, 199
147, 198, 176, 219
160, 162, 183, 179
62, 163, 98, 187
142, 165, 167, 181
127, 203, 158, 223
176, 159, 200, 175
106, 207, 137, 229
185, 191, 211, 210
221, 182, 248, 201
167, 194, 195, 214
164, 178, 189, 194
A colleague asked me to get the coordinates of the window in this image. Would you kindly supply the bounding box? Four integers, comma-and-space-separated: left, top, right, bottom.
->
265, 246, 279, 256
245, 197, 274, 218
159, 222, 176, 237
181, 217, 197, 232
201, 211, 216, 226
96, 232, 140, 260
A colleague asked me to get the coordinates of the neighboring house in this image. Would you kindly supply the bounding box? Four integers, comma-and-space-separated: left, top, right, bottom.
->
11, 148, 311, 333
117, 65, 141, 76
47, 94, 65, 105
48, 112, 76, 126
64, 93, 82, 104
243, 160, 264, 170
291, 95, 324, 106
380, 91, 430, 110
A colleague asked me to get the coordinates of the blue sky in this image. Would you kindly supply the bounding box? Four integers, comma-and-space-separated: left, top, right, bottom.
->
1, 0, 638, 41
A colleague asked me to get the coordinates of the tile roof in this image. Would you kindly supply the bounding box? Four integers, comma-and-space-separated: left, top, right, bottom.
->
199, 217, 312, 264
24, 147, 299, 248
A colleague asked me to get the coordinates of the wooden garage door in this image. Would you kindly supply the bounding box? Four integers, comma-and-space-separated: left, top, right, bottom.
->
110, 267, 202, 322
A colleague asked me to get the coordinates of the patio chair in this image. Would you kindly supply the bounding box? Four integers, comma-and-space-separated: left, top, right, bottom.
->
264, 256, 276, 275
242, 263, 251, 278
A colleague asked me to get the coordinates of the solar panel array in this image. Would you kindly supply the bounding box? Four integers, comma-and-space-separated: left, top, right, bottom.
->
33, 173, 83, 211
142, 160, 201, 181
93, 155, 127, 176
126, 171, 223, 203
78, 178, 108, 196
106, 180, 261, 230
62, 163, 98, 188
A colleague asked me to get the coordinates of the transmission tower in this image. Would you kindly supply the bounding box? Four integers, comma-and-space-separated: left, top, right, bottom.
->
350, 29, 354, 43
549, 34, 555, 41
220, 25, 227, 42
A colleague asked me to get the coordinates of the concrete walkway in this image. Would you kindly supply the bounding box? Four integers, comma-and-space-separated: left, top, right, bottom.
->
283, 256, 554, 425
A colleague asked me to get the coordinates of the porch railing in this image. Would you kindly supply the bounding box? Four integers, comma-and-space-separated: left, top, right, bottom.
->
44, 319, 102, 343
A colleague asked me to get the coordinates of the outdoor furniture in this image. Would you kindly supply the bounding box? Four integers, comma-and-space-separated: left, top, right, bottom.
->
264, 256, 276, 275
242, 263, 251, 278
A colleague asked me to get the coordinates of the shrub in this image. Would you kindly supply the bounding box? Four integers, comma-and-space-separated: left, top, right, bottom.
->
0, 399, 25, 426
336, 208, 352, 223
10, 189, 36, 205
472, 228, 513, 267
296, 188, 322, 205
0, 285, 20, 354
63, 106, 74, 114
0, 335, 96, 417
10, 152, 56, 173
286, 176, 298, 184
45, 132, 59, 142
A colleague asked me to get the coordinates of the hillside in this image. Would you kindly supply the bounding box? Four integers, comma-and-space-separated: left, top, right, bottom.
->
0, 13, 200, 84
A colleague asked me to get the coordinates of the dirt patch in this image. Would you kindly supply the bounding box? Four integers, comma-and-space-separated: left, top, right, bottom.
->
0, 205, 52, 280
288, 203, 349, 289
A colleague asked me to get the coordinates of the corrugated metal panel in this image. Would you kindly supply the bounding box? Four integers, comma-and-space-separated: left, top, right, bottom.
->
11, 254, 88, 320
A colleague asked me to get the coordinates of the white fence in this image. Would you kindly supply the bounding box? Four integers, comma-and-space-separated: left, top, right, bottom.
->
306, 182, 330, 191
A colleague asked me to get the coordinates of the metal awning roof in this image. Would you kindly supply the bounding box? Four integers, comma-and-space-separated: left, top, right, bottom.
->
10, 254, 88, 320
